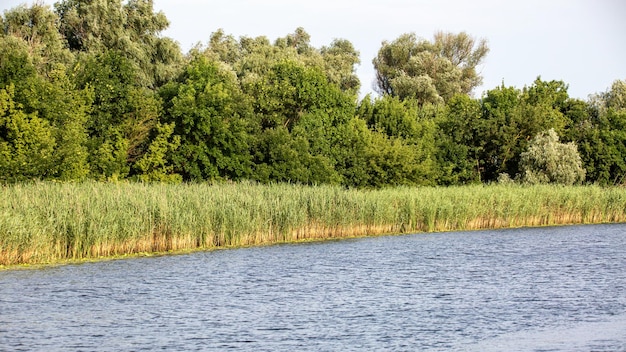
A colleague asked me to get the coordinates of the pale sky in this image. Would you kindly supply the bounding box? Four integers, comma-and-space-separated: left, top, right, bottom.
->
2, 0, 625, 99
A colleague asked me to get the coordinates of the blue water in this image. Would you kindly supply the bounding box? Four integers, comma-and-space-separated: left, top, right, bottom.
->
1, 224, 625, 351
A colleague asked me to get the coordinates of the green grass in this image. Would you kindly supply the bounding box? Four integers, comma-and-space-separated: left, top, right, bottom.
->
2, 181, 626, 266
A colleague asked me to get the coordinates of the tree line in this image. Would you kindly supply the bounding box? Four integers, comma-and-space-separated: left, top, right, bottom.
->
1, 1, 625, 186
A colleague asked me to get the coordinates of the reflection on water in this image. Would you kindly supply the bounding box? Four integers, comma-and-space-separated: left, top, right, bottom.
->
1, 224, 625, 351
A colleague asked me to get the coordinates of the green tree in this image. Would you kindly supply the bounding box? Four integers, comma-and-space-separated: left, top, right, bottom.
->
133, 122, 181, 182
373, 31, 488, 104
320, 39, 360, 94
328, 117, 373, 187
0, 35, 36, 87
0, 85, 56, 182
202, 29, 241, 65
252, 126, 339, 185
519, 128, 585, 185
73, 50, 142, 179
55, 0, 182, 87
175, 29, 362, 185
598, 79, 626, 111
196, 28, 362, 184
245, 59, 355, 184
436, 94, 482, 184
0, 26, 91, 181
160, 56, 253, 181
362, 130, 436, 187
1, 3, 74, 73
27, 65, 91, 180
201, 28, 360, 94
248, 60, 353, 130
476, 78, 576, 181
574, 80, 626, 185
358, 94, 422, 139
274, 27, 314, 55
356, 95, 439, 186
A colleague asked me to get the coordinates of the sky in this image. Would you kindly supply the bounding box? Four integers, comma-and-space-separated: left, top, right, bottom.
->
2, 0, 625, 100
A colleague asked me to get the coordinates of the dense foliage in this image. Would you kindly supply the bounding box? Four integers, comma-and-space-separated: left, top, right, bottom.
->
1, 1, 625, 186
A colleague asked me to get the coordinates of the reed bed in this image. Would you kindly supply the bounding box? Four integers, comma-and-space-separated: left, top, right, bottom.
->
1, 182, 626, 266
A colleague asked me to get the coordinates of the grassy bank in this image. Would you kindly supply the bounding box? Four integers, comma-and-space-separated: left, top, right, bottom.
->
1, 182, 626, 266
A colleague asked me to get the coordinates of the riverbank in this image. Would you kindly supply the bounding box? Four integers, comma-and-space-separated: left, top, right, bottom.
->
2, 182, 626, 267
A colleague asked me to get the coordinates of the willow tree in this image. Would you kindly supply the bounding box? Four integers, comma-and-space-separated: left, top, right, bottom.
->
519, 128, 585, 185
200, 28, 360, 95
1, 3, 74, 73
320, 38, 361, 94
54, 0, 182, 88
373, 31, 488, 104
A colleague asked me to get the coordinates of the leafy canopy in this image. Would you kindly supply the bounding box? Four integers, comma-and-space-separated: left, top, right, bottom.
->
373, 31, 488, 104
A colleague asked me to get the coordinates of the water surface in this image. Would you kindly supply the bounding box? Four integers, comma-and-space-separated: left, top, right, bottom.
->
1, 224, 625, 351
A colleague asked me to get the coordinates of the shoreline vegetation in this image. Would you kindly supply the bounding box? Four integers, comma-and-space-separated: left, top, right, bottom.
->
2, 182, 626, 268
2, 3, 625, 270
2, 4, 626, 190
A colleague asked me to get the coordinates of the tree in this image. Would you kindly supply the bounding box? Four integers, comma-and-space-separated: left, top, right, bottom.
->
0, 26, 91, 181
475, 78, 576, 182
436, 94, 482, 184
598, 79, 626, 111
433, 32, 489, 94
133, 122, 181, 182
198, 28, 363, 185
26, 65, 91, 180
251, 126, 340, 185
200, 28, 360, 94
519, 128, 585, 185
1, 3, 74, 73
160, 56, 253, 181
202, 29, 241, 65
275, 27, 314, 55
327, 117, 372, 187
320, 39, 360, 94
574, 80, 626, 185
362, 130, 436, 187
0, 85, 56, 182
356, 95, 439, 186
358, 94, 423, 140
73, 50, 142, 179
373, 31, 488, 104
247, 59, 354, 131
55, 0, 182, 87
245, 59, 355, 184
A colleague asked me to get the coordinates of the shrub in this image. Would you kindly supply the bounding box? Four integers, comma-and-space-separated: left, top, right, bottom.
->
519, 128, 585, 185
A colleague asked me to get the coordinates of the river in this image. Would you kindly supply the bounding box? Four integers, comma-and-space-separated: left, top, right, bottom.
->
1, 224, 625, 351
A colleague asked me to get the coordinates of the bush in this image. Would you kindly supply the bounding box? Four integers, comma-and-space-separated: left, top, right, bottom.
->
519, 128, 585, 185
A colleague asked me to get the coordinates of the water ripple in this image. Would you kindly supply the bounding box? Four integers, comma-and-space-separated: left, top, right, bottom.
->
1, 224, 625, 351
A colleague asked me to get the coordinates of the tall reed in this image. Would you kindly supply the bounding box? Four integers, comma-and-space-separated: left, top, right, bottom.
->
1, 182, 625, 266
